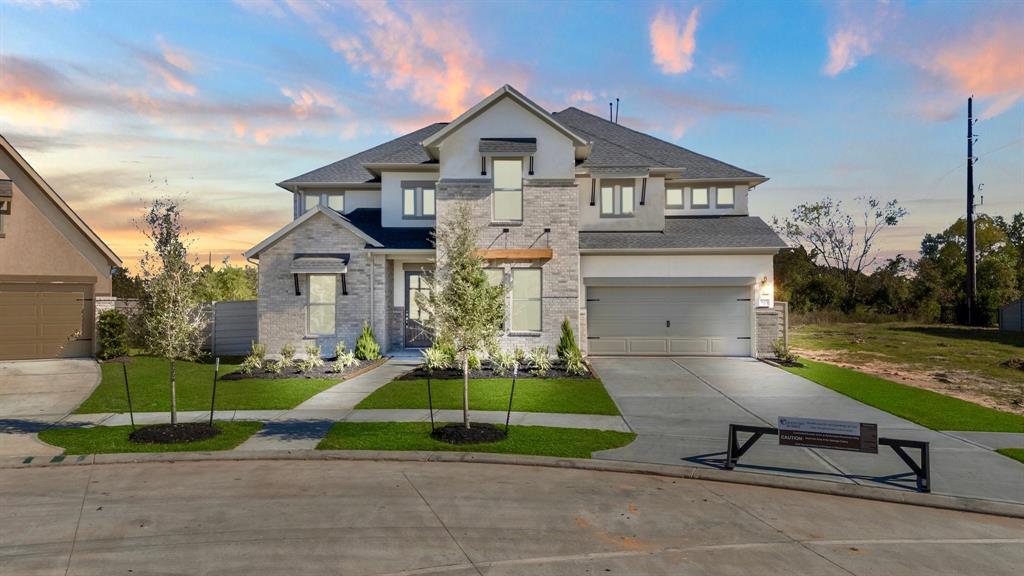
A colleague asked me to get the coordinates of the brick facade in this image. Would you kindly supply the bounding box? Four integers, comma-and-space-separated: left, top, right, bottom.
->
436, 178, 583, 353
257, 212, 387, 356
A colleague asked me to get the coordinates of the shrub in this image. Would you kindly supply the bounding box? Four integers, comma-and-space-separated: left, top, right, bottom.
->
355, 321, 381, 361
773, 338, 797, 364
555, 318, 580, 361
280, 343, 296, 368
333, 341, 348, 359
421, 346, 452, 372
238, 342, 266, 375
304, 344, 324, 369
528, 346, 552, 375
435, 339, 458, 367
335, 350, 359, 372
563, 348, 588, 376
265, 359, 285, 374
467, 350, 482, 371
491, 349, 516, 376
96, 309, 129, 360
513, 347, 528, 366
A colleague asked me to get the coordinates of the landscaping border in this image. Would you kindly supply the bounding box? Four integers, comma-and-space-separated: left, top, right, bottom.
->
7, 449, 1023, 519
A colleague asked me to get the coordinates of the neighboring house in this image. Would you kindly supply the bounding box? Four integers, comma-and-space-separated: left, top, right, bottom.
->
0, 135, 122, 360
245, 85, 786, 358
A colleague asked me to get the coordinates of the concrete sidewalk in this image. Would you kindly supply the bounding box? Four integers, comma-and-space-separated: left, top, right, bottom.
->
591, 357, 1024, 504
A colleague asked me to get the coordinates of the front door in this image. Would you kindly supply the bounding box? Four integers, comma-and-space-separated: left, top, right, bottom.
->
404, 271, 433, 348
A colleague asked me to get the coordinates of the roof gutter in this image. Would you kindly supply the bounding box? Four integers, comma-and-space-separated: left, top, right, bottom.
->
579, 247, 783, 255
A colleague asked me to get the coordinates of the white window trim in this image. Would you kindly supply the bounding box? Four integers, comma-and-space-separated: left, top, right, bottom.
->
492, 157, 524, 223
715, 186, 735, 208
510, 268, 542, 334
306, 274, 337, 336
691, 187, 709, 209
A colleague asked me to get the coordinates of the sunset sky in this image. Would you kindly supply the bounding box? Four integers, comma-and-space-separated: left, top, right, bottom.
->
1, 0, 1021, 271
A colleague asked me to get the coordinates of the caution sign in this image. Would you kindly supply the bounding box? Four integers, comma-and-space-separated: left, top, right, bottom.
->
778, 416, 878, 454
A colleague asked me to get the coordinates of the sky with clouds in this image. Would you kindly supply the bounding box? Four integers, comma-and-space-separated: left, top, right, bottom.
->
1, 0, 1021, 271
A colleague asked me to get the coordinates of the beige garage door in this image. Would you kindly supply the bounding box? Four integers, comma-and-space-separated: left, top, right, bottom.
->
0, 284, 91, 360
587, 285, 752, 356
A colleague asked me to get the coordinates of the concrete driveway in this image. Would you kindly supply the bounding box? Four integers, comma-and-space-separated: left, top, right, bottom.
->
591, 357, 1024, 503
2, 459, 1021, 575
0, 359, 100, 458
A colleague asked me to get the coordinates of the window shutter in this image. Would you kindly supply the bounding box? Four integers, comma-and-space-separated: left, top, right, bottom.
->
590, 179, 596, 206
481, 156, 487, 176
640, 178, 647, 205
528, 155, 535, 175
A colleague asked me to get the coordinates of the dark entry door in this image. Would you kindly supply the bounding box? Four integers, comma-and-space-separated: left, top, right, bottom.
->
405, 272, 433, 348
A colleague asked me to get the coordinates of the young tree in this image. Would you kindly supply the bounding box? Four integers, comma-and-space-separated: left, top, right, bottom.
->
137, 199, 207, 425
774, 196, 906, 310
417, 203, 506, 429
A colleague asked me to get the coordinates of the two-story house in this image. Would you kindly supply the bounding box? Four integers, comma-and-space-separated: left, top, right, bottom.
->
244, 85, 786, 358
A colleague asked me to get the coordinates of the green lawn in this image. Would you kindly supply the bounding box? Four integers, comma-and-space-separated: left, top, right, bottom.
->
317, 422, 635, 458
355, 378, 620, 415
997, 448, 1024, 464
791, 323, 1024, 410
75, 356, 338, 413
38, 422, 262, 455
784, 359, 1024, 433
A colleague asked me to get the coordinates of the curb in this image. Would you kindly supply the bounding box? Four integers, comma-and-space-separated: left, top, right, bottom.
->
6, 449, 1023, 519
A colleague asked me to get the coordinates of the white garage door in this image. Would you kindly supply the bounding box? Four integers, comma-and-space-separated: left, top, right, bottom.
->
587, 285, 751, 356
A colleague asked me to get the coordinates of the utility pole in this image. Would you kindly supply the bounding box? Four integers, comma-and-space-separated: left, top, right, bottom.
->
966, 97, 977, 326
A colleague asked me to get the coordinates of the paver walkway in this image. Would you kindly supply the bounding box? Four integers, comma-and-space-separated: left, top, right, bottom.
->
590, 357, 1024, 503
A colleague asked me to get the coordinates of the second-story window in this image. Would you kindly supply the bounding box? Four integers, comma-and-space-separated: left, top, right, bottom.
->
716, 187, 734, 208
599, 180, 635, 217
666, 187, 684, 208
326, 192, 345, 212
402, 182, 436, 219
492, 158, 523, 221
691, 188, 709, 209
303, 192, 321, 212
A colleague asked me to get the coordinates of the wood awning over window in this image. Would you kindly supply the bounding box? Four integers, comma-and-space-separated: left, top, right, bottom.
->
476, 248, 553, 261
479, 138, 537, 154
290, 253, 349, 274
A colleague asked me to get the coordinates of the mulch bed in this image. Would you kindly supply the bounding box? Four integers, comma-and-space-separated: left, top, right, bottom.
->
399, 362, 594, 381
430, 422, 507, 445
221, 357, 387, 381
129, 423, 220, 444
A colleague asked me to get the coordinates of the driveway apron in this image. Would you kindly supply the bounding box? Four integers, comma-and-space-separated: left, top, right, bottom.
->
591, 356, 1024, 503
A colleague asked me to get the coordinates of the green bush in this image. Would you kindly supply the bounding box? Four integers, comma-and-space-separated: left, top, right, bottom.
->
97, 309, 129, 360
528, 346, 552, 375
491, 349, 516, 376
556, 318, 580, 361
304, 343, 324, 369
467, 350, 482, 371
563, 348, 588, 376
238, 342, 266, 375
773, 338, 797, 364
435, 339, 458, 367
355, 322, 381, 361
421, 346, 451, 372
280, 343, 296, 368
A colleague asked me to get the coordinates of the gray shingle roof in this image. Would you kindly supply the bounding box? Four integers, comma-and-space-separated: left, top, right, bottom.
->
279, 123, 446, 186
579, 216, 786, 251
552, 107, 764, 180
343, 208, 434, 250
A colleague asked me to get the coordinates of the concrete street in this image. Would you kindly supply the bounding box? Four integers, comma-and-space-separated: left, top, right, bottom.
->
2, 459, 1022, 575
592, 357, 1024, 503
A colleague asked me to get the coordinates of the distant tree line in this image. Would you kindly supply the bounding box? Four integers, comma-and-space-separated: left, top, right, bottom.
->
775, 196, 1022, 326
113, 258, 257, 302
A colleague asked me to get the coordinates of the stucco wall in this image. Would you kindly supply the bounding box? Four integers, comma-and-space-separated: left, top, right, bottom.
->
577, 176, 666, 232
380, 171, 439, 228
0, 172, 112, 295
438, 97, 575, 181
664, 183, 749, 217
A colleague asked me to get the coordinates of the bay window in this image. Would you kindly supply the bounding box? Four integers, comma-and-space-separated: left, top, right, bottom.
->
492, 158, 523, 221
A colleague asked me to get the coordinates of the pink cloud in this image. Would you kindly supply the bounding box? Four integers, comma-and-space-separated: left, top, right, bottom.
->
568, 90, 595, 104
135, 37, 198, 96
6, 0, 80, 9
649, 6, 700, 75
823, 28, 873, 76
918, 21, 1024, 120
0, 56, 69, 131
